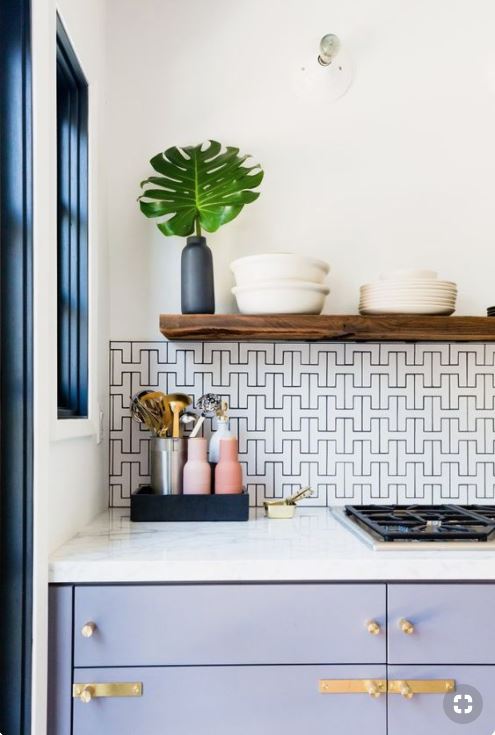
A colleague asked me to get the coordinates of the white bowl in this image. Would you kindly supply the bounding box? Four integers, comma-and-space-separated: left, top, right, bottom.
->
232, 280, 329, 315
230, 253, 330, 286
379, 269, 438, 281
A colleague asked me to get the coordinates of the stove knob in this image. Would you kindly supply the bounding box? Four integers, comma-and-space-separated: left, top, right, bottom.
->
399, 618, 415, 635
367, 621, 381, 636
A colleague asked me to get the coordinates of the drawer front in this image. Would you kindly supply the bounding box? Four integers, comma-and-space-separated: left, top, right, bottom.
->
388, 584, 495, 664
388, 665, 495, 734
74, 584, 386, 666
73, 665, 387, 735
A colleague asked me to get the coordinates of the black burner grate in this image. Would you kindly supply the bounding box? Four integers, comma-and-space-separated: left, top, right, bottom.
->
344, 505, 495, 542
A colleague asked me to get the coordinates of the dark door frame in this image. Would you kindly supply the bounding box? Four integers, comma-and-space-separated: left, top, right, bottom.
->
0, 0, 34, 733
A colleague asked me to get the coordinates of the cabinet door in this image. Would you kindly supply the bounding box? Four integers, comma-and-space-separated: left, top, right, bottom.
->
388, 584, 495, 664
388, 666, 495, 734
72, 665, 386, 735
74, 584, 386, 666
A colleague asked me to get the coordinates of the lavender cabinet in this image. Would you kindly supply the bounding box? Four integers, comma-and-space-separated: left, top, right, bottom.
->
74, 583, 386, 666
48, 582, 495, 735
388, 666, 495, 734
388, 584, 495, 664
72, 665, 387, 735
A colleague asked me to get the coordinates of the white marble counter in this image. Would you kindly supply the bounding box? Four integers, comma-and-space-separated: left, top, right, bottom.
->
49, 507, 495, 583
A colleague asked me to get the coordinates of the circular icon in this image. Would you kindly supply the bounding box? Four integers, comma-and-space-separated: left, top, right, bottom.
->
443, 684, 483, 724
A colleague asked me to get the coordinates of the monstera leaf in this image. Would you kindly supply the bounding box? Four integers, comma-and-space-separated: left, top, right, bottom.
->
138, 140, 264, 237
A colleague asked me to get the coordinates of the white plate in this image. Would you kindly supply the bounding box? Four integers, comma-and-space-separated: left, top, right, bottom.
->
361, 280, 457, 290
360, 305, 455, 315
379, 269, 438, 281
360, 297, 456, 305
360, 288, 457, 297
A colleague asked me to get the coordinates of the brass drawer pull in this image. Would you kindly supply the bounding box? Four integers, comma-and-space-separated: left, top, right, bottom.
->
73, 682, 143, 702
319, 679, 386, 698
81, 621, 97, 638
367, 621, 381, 636
388, 680, 455, 698
399, 618, 415, 635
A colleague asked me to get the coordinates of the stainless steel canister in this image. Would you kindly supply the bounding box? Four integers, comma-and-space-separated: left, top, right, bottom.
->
150, 437, 187, 495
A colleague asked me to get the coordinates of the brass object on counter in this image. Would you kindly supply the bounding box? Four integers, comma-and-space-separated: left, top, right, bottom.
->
263, 487, 314, 519
73, 682, 143, 702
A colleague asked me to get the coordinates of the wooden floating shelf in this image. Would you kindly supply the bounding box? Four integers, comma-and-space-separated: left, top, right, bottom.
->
160, 314, 495, 343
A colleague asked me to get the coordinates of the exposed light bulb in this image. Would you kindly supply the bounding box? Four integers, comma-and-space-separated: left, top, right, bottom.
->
318, 33, 341, 66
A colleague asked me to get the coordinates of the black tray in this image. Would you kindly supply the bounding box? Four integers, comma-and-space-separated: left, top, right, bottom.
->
130, 486, 249, 522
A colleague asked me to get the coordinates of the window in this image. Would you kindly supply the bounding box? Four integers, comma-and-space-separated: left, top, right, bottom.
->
56, 15, 88, 418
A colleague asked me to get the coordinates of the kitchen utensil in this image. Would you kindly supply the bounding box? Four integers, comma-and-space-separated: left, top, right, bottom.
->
180, 412, 197, 427
167, 393, 192, 438
232, 280, 329, 315
140, 391, 173, 437
230, 253, 330, 286
189, 416, 205, 438
150, 437, 187, 494
196, 393, 222, 417
130, 391, 164, 436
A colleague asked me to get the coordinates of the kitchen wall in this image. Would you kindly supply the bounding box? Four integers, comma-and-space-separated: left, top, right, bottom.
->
111, 341, 495, 506
32, 0, 109, 731
106, 0, 495, 338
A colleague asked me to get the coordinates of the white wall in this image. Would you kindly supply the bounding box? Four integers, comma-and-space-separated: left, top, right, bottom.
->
32, 0, 109, 731
106, 0, 495, 339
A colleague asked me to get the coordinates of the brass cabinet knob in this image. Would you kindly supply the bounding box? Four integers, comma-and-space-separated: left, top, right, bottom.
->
399, 681, 414, 699
81, 621, 97, 638
367, 682, 382, 699
399, 618, 415, 635
79, 686, 94, 704
367, 621, 381, 636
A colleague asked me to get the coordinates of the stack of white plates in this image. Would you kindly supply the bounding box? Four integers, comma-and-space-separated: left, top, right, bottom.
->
359, 270, 457, 316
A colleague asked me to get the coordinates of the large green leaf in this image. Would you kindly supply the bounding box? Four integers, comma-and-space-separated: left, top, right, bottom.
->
138, 140, 263, 237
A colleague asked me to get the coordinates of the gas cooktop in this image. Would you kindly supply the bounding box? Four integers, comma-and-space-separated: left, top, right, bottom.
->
333, 504, 495, 551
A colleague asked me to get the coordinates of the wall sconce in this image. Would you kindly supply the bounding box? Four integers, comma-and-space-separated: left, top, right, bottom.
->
294, 32, 353, 103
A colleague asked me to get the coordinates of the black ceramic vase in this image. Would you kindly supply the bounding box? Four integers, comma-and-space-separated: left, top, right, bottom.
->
181, 236, 215, 314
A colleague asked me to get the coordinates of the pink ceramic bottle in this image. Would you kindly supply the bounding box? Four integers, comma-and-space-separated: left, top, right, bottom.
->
183, 438, 211, 494
215, 437, 243, 494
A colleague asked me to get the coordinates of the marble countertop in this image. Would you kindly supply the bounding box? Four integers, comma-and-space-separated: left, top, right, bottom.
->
49, 507, 495, 583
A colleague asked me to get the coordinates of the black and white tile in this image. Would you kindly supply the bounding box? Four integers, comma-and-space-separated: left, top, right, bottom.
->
109, 341, 495, 507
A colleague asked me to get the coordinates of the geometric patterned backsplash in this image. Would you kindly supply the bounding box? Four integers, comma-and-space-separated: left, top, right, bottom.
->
109, 341, 495, 508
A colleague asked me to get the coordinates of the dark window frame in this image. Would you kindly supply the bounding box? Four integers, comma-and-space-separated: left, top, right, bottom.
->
0, 0, 33, 732
56, 15, 89, 419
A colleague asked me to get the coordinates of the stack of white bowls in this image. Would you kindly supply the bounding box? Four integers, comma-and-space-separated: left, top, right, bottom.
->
230, 253, 330, 315
359, 270, 457, 315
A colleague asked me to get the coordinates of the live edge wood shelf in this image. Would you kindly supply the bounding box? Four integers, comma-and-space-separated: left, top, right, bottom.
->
159, 314, 495, 343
